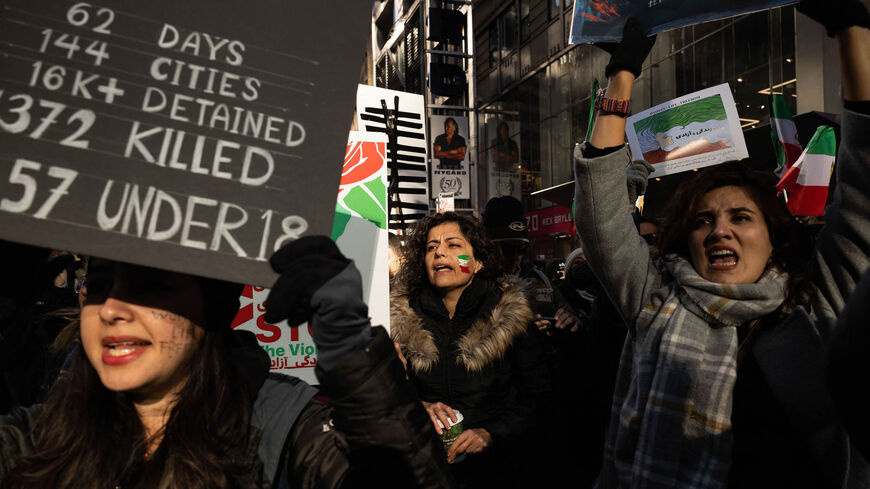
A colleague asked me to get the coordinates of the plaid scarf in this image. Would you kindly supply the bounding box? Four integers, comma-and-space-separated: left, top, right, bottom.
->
600, 256, 788, 489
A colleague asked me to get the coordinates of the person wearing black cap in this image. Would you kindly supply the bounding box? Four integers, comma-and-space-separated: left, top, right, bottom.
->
481, 196, 581, 334
0, 236, 453, 489
482, 197, 592, 486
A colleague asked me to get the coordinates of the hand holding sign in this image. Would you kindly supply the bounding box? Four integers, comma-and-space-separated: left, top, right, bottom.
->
264, 236, 350, 327
264, 236, 371, 371
597, 17, 656, 79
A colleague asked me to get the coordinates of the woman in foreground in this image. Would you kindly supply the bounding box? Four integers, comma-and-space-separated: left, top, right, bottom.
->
573, 5, 870, 488
0, 236, 453, 489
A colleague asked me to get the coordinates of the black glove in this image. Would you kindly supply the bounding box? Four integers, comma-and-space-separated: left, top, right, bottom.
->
264, 236, 371, 370
264, 236, 350, 326
626, 159, 656, 212
597, 16, 656, 79
796, 0, 870, 37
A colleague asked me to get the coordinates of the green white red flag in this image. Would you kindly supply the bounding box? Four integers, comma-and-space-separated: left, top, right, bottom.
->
458, 255, 471, 273
768, 94, 802, 177
775, 125, 836, 217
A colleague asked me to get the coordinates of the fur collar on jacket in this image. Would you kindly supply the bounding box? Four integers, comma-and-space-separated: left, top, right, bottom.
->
391, 277, 535, 373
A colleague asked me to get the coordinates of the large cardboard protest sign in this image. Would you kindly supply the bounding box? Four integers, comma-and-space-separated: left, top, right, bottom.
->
0, 0, 370, 286
625, 84, 748, 178
570, 0, 796, 43
232, 131, 390, 385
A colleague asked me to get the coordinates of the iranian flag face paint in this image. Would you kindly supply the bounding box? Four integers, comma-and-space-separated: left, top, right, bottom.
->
425, 223, 479, 293
458, 255, 471, 273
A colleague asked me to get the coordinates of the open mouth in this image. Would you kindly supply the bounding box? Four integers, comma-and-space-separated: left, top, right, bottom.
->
434, 264, 453, 273
101, 337, 151, 365
707, 248, 738, 269
104, 340, 151, 356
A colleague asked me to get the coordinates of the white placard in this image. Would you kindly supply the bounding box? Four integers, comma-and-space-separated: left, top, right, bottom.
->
437, 192, 455, 213
625, 84, 748, 178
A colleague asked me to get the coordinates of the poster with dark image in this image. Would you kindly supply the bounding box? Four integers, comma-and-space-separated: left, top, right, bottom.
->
570, 0, 796, 43
432, 118, 466, 170
486, 119, 522, 200
488, 121, 519, 172
430, 115, 469, 199
0, 0, 371, 286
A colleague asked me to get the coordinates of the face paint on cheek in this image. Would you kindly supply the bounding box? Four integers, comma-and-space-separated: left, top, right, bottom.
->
458, 255, 471, 273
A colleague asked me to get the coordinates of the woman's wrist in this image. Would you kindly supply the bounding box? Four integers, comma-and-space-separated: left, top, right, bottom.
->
605, 71, 636, 99
589, 70, 635, 148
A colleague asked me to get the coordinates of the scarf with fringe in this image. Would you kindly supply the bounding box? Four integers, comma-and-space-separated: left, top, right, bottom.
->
601, 256, 787, 489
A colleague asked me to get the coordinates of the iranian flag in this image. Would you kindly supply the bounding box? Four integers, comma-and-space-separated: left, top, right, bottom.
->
775, 125, 836, 217
458, 255, 471, 273
769, 94, 803, 177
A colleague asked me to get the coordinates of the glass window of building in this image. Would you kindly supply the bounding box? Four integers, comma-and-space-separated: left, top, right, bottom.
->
477, 6, 800, 229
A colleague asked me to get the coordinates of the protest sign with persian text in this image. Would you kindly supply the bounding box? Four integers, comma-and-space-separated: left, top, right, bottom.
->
625, 84, 748, 177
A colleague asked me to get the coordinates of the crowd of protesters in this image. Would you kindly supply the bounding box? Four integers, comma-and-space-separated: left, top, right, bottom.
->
1, 0, 869, 487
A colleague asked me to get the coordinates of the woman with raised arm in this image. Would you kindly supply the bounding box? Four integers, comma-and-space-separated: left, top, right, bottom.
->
0, 236, 453, 489
572, 7, 870, 489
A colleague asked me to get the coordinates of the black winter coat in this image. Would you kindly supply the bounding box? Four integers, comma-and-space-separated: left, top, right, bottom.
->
390, 277, 549, 446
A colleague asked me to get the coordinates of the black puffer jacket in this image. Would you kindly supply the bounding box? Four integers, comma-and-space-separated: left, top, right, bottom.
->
390, 276, 549, 446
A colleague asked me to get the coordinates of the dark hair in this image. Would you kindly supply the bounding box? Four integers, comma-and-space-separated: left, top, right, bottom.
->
444, 117, 458, 130
9, 326, 260, 489
388, 232, 404, 254
397, 212, 500, 297
656, 162, 815, 312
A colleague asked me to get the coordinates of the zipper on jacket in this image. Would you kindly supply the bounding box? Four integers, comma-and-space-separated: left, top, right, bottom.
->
444, 317, 455, 406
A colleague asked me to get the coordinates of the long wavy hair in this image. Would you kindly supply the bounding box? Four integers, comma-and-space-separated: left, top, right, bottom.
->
656, 162, 816, 312
7, 324, 260, 489
396, 212, 501, 298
